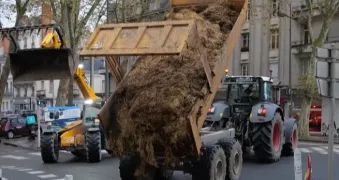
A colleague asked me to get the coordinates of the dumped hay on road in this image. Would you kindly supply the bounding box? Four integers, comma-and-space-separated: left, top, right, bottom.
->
105, 0, 239, 177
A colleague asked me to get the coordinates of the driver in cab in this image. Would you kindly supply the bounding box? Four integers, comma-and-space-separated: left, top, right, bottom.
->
242, 84, 258, 102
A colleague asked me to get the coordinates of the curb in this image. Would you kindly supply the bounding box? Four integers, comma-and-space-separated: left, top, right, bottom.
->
2, 141, 40, 151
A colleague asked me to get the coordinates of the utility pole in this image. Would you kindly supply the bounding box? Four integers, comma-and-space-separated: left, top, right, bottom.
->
105, 0, 113, 100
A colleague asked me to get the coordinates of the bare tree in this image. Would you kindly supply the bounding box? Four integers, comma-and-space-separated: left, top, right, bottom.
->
0, 0, 31, 111
48, 0, 101, 106
296, 0, 339, 137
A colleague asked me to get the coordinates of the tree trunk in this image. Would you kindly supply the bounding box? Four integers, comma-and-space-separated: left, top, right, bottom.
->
55, 78, 70, 106
299, 97, 311, 137
0, 52, 12, 111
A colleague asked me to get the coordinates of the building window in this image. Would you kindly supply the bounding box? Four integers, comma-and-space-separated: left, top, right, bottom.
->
269, 63, 279, 81
270, 29, 280, 49
303, 25, 311, 44
49, 80, 53, 93
241, 33, 250, 51
272, 0, 279, 17
10, 82, 12, 93
24, 37, 27, 48
31, 35, 36, 47
300, 58, 310, 76
24, 87, 27, 97
41, 81, 45, 90
241, 63, 249, 76
102, 80, 105, 93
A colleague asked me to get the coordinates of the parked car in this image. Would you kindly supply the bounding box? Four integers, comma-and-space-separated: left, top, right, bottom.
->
0, 115, 39, 139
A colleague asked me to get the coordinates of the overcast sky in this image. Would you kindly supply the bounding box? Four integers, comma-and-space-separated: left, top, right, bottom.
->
0, 0, 16, 28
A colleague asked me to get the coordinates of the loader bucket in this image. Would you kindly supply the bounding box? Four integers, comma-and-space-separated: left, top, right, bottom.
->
0, 24, 74, 82
10, 48, 75, 82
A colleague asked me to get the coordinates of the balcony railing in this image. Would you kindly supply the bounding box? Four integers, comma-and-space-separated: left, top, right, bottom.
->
36, 90, 46, 97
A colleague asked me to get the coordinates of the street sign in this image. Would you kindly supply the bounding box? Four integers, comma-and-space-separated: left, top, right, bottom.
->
315, 47, 339, 180
293, 148, 302, 180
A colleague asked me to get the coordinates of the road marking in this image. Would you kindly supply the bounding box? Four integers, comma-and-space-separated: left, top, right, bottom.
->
17, 168, 33, 171
38, 174, 57, 178
27, 171, 45, 174
29, 152, 41, 156
310, 147, 327, 154
0, 155, 29, 160
51, 179, 65, 180
0, 166, 16, 169
299, 148, 312, 153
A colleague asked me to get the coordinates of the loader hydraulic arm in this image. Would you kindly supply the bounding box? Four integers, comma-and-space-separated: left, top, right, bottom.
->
41, 31, 62, 49
74, 65, 98, 103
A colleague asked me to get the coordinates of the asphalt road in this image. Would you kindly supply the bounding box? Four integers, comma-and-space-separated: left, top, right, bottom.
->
0, 142, 338, 180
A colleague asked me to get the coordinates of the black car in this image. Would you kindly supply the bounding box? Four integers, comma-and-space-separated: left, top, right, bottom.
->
0, 115, 38, 139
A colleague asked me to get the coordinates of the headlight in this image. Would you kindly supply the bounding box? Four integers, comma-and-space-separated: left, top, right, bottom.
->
94, 119, 100, 123
47, 122, 52, 126
84, 99, 93, 104
78, 64, 84, 69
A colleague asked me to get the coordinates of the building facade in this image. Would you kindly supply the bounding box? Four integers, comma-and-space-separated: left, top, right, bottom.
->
230, 0, 339, 109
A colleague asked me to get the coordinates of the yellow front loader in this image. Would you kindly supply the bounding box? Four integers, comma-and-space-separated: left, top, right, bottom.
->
0, 25, 116, 163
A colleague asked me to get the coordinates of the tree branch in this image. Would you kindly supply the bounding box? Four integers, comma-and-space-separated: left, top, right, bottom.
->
74, 0, 100, 44
95, 2, 106, 27
305, 0, 314, 43
49, 0, 60, 23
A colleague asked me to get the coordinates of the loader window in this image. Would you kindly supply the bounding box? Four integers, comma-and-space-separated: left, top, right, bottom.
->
263, 82, 273, 101
83, 106, 100, 126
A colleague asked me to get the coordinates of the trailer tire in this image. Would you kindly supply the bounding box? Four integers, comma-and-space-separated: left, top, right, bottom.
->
40, 133, 59, 163
282, 122, 298, 156
86, 132, 101, 163
119, 156, 139, 180
252, 113, 283, 163
192, 145, 227, 180
218, 139, 243, 180
155, 168, 174, 180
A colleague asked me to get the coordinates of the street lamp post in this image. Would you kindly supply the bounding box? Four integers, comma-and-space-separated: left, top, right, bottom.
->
278, 2, 293, 117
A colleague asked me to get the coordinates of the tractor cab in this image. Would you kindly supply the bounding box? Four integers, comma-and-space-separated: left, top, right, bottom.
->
223, 76, 273, 105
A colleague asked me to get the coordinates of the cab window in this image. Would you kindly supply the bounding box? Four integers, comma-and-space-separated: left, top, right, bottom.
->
263, 82, 273, 101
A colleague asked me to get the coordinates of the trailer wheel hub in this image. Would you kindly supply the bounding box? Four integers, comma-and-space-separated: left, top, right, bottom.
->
233, 152, 240, 174
215, 158, 223, 179
273, 122, 281, 152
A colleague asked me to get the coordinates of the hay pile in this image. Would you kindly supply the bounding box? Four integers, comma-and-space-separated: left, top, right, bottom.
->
106, 0, 239, 176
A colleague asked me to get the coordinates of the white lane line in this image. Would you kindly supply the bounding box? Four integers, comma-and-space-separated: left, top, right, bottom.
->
0, 155, 29, 160
0, 166, 16, 169
299, 148, 312, 153
51, 179, 65, 180
28, 152, 41, 156
38, 174, 58, 178
27, 171, 45, 175
16, 168, 33, 172
322, 146, 339, 154
310, 147, 327, 154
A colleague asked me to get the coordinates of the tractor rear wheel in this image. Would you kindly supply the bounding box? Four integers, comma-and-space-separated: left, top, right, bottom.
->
218, 138, 243, 180
282, 122, 298, 156
252, 113, 284, 163
192, 145, 227, 180
86, 131, 101, 163
40, 133, 59, 163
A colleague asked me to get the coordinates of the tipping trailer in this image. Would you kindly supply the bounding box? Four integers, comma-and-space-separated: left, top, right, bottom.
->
79, 0, 248, 179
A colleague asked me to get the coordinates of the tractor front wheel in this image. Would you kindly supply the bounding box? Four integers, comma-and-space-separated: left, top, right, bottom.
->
252, 113, 284, 163
86, 131, 101, 163
40, 133, 59, 163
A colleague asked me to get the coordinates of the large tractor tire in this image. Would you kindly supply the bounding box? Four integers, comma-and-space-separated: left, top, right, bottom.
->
192, 145, 227, 180
86, 131, 101, 163
218, 138, 243, 180
252, 112, 284, 163
40, 133, 59, 163
282, 121, 298, 156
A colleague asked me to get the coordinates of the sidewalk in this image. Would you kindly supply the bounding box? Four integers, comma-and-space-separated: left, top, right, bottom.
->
1, 137, 39, 150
